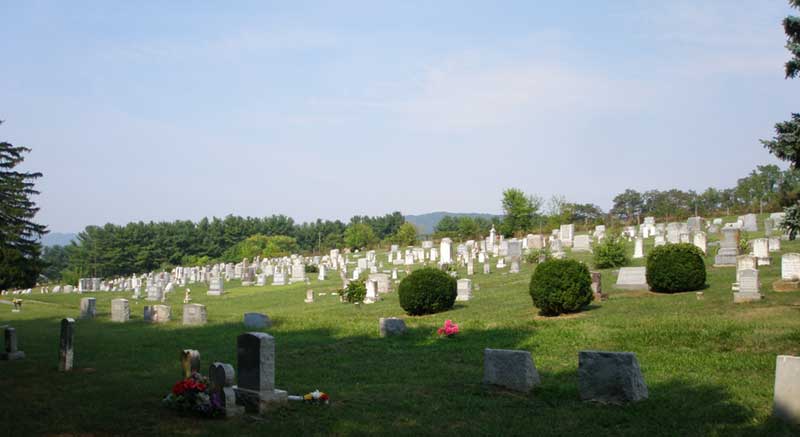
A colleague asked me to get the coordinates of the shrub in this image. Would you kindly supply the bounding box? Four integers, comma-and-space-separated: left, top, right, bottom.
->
528, 259, 593, 316
525, 248, 551, 264
398, 268, 457, 316
646, 243, 706, 293
341, 279, 366, 303
304, 264, 319, 274
593, 235, 629, 269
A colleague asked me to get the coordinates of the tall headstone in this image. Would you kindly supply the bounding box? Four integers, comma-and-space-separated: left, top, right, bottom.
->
714, 227, 740, 266
235, 332, 288, 412
304, 289, 314, 304
733, 268, 763, 303
774, 355, 800, 424
456, 279, 473, 301
590, 271, 605, 301
693, 232, 707, 255
110, 298, 130, 323
559, 224, 575, 247
79, 297, 96, 319
782, 253, 800, 281
440, 238, 453, 265
59, 318, 75, 372
633, 237, 644, 259
0, 327, 25, 360
752, 238, 771, 266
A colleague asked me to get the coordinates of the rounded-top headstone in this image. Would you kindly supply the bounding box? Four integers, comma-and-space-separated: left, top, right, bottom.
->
210, 362, 235, 388
243, 312, 271, 329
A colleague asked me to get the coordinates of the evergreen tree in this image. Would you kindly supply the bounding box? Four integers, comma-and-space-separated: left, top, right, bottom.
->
0, 121, 47, 288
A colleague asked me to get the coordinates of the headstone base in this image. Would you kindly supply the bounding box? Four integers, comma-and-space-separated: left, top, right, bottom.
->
241, 281, 254, 287
733, 292, 763, 303
0, 351, 25, 360
207, 290, 223, 296
234, 387, 288, 414
773, 280, 800, 292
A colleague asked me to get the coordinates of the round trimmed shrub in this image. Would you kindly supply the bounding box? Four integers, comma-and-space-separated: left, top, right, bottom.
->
398, 267, 457, 316
646, 243, 706, 293
529, 259, 593, 316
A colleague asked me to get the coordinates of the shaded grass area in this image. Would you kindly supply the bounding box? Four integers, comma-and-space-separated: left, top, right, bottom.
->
2, 225, 800, 435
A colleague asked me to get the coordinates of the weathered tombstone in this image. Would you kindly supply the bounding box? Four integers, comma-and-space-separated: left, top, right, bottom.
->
59, 318, 75, 372
483, 348, 541, 393
369, 273, 391, 293
272, 270, 286, 286
110, 298, 130, 323
693, 232, 707, 255
290, 264, 306, 284
687, 216, 705, 233
752, 238, 771, 266
590, 271, 605, 301
572, 235, 592, 253
741, 213, 758, 232
774, 355, 800, 424
180, 349, 200, 378
235, 332, 288, 413
379, 317, 407, 337
559, 224, 575, 247
144, 304, 171, 323
0, 327, 25, 360
633, 237, 644, 259
365, 280, 379, 304
654, 235, 666, 247
456, 279, 472, 301
714, 227, 740, 266
614, 267, 648, 290
769, 237, 781, 252
210, 362, 244, 417
782, 253, 800, 281
304, 289, 314, 304
207, 276, 224, 296
79, 297, 96, 319
182, 304, 207, 326
483, 262, 490, 275
244, 312, 271, 329
734, 268, 762, 303
440, 238, 453, 265
578, 351, 648, 403
467, 259, 475, 276
732, 255, 757, 291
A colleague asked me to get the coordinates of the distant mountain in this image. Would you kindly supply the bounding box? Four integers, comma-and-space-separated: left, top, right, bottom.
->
40, 232, 77, 247
404, 212, 500, 235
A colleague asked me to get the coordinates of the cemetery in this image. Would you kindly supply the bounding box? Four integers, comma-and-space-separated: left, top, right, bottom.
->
1, 212, 800, 435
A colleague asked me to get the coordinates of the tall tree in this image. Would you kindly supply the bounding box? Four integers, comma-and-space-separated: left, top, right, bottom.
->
500, 188, 541, 236
762, 1, 800, 166
0, 121, 47, 288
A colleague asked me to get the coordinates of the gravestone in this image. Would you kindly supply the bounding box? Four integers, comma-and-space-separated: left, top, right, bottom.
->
440, 238, 453, 264
210, 362, 244, 417
693, 232, 707, 254
615, 267, 648, 290
769, 237, 781, 252
774, 355, 800, 424
733, 255, 757, 291
182, 304, 207, 326
741, 213, 758, 232
365, 280, 379, 304
483, 348, 541, 393
483, 262, 490, 275
144, 305, 171, 323
244, 312, 271, 329
379, 317, 407, 337
59, 318, 75, 372
207, 277, 224, 296
591, 271, 605, 301
578, 351, 648, 403
782, 253, 800, 281
714, 227, 740, 266
572, 235, 592, 253
235, 332, 288, 413
272, 270, 286, 286
290, 264, 306, 284
633, 237, 644, 259
79, 297, 96, 319
181, 349, 200, 378
734, 268, 762, 303
0, 327, 25, 360
559, 224, 575, 247
456, 279, 472, 301
752, 238, 771, 266
654, 235, 666, 247
369, 273, 391, 293
304, 289, 314, 304
687, 216, 705, 233
318, 265, 326, 281
111, 298, 130, 323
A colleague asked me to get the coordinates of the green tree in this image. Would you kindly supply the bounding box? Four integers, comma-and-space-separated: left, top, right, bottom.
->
344, 223, 377, 249
610, 189, 643, 222
392, 222, 418, 246
501, 188, 541, 236
0, 122, 47, 288
41, 245, 69, 282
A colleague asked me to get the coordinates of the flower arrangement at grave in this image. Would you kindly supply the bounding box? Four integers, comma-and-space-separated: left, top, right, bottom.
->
11, 299, 22, 310
289, 389, 330, 405
437, 319, 459, 337
162, 372, 223, 418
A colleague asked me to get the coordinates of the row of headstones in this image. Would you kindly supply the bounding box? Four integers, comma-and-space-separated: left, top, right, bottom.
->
76, 298, 209, 325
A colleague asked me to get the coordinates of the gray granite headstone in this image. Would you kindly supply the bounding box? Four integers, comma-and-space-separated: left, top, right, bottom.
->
614, 267, 648, 290
243, 312, 271, 329
59, 318, 75, 372
111, 298, 130, 323
483, 348, 541, 393
379, 317, 406, 337
578, 351, 648, 403
0, 327, 24, 360
774, 355, 800, 424
79, 297, 96, 319
182, 304, 207, 326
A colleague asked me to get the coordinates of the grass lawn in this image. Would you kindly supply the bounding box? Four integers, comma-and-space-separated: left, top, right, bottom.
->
2, 223, 800, 436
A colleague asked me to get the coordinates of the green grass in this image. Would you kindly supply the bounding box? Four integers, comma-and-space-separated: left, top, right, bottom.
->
2, 227, 800, 436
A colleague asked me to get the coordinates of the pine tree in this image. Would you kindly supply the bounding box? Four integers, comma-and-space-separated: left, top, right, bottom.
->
762, 1, 800, 166
0, 121, 47, 288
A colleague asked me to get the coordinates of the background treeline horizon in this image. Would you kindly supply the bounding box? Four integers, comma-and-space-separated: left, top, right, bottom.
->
40, 163, 795, 284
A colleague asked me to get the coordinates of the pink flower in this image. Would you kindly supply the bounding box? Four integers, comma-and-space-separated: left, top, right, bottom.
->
438, 320, 459, 337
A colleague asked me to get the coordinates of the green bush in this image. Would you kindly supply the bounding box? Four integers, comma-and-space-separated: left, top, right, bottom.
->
398, 267, 457, 316
528, 259, 593, 316
646, 243, 706, 293
304, 264, 319, 274
525, 248, 551, 264
593, 235, 629, 269
341, 279, 366, 303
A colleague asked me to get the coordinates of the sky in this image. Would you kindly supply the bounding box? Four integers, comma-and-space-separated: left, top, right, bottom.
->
2, 1, 799, 233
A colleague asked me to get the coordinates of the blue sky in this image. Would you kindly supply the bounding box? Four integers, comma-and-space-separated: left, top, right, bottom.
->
2, 1, 798, 232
